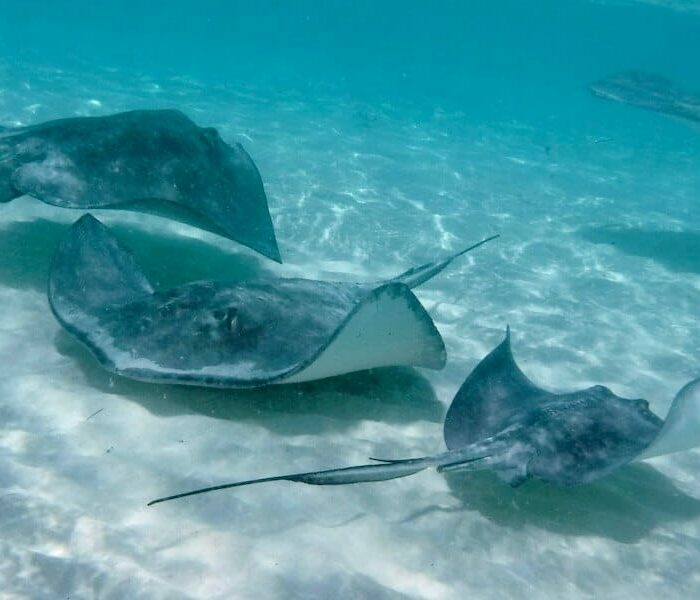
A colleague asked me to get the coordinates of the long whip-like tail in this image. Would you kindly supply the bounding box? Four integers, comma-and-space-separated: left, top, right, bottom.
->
148, 458, 432, 507
390, 234, 500, 289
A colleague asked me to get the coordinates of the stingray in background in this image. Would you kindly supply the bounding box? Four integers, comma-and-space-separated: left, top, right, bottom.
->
590, 71, 700, 124
148, 329, 700, 506
49, 214, 498, 388
0, 109, 281, 262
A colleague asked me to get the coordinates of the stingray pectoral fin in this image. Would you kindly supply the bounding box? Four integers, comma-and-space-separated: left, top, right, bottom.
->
635, 377, 700, 460
147, 459, 432, 506
0, 146, 21, 202
283, 282, 446, 383
0, 168, 21, 203
443, 328, 546, 450
113, 197, 237, 239
11, 153, 89, 207
389, 234, 500, 289
0, 184, 21, 203
48, 214, 154, 318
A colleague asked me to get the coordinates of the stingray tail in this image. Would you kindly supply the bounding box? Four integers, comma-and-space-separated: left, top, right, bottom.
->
389, 234, 499, 289
436, 456, 493, 474
147, 458, 433, 507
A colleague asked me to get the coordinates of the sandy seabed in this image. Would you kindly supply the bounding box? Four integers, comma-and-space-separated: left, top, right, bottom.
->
1, 61, 700, 599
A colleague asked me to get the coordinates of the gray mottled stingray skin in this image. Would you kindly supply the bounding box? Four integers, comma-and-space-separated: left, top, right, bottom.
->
590, 71, 700, 124
0, 109, 281, 262
49, 214, 497, 389
148, 329, 700, 506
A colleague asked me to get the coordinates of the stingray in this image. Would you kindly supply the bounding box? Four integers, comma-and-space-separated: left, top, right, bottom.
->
590, 71, 700, 125
148, 329, 700, 506
0, 109, 281, 262
49, 214, 498, 389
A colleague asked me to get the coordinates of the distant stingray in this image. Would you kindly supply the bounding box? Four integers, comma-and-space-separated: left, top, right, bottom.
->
148, 329, 700, 506
590, 71, 700, 124
0, 109, 281, 261
49, 214, 497, 389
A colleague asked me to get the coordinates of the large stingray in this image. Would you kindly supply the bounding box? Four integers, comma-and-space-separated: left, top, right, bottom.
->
148, 329, 700, 506
590, 71, 700, 124
49, 214, 497, 388
0, 109, 281, 261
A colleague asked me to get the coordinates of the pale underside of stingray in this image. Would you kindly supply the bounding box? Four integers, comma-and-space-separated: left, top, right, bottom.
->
590, 71, 700, 124
49, 214, 498, 389
0, 109, 281, 262
148, 329, 700, 506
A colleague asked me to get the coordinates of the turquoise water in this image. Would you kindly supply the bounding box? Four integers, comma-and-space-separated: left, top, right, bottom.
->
1, 1, 700, 598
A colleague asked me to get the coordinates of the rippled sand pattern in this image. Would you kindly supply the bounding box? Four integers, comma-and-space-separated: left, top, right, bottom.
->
1, 61, 700, 599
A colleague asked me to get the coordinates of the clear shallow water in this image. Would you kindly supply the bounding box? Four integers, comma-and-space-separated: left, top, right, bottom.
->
1, 1, 700, 598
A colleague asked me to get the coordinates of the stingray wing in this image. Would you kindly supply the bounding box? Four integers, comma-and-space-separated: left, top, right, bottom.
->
48, 214, 155, 372
635, 378, 700, 460
4, 110, 281, 262
49, 215, 445, 388
443, 328, 548, 449
0, 128, 22, 203
283, 281, 446, 384
48, 214, 153, 312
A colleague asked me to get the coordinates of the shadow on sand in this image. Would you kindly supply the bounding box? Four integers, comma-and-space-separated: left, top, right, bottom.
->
55, 330, 444, 436
580, 226, 700, 275
0, 217, 269, 291
398, 465, 700, 544
5, 216, 443, 434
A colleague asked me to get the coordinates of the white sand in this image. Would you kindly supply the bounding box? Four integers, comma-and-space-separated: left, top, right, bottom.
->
1, 62, 700, 599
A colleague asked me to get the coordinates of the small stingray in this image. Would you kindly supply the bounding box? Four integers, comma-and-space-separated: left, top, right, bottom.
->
148, 329, 700, 506
590, 71, 700, 125
0, 109, 280, 261
49, 214, 497, 389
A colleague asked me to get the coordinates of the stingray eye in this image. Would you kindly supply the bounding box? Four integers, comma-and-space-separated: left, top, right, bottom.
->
212, 307, 239, 333
634, 398, 650, 411
202, 127, 219, 150
224, 308, 239, 334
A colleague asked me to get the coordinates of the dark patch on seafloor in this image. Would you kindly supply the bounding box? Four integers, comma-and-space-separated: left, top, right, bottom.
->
580, 226, 700, 274
400, 465, 700, 544
279, 572, 412, 600
54, 330, 443, 435
0, 217, 268, 291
